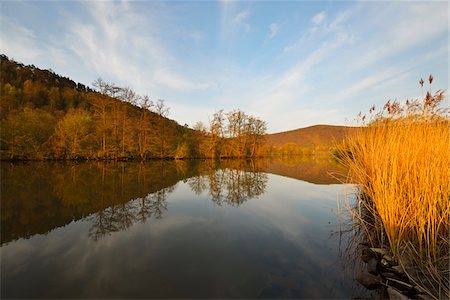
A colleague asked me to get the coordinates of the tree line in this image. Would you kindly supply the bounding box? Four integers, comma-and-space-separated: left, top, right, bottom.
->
0, 55, 268, 160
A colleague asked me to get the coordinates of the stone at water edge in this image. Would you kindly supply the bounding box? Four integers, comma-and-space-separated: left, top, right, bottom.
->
381, 258, 391, 267
361, 247, 375, 263
356, 273, 382, 290
387, 287, 410, 300
391, 266, 405, 275
367, 257, 379, 275
370, 247, 390, 257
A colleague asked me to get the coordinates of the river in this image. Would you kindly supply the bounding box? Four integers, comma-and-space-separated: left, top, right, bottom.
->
1, 157, 371, 298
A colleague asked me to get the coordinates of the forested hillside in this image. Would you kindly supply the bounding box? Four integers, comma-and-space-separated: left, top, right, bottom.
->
0, 55, 267, 160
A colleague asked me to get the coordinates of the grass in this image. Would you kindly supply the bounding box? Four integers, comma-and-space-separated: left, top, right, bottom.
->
337, 79, 449, 298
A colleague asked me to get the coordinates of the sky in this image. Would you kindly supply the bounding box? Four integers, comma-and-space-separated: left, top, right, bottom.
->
0, 1, 448, 133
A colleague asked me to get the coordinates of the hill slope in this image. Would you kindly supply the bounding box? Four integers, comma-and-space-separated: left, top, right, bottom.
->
265, 125, 356, 154
0, 54, 194, 160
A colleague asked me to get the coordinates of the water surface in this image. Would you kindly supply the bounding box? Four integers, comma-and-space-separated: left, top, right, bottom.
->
1, 158, 363, 298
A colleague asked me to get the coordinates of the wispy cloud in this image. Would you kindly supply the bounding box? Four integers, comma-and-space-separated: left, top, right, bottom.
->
0, 16, 40, 61
232, 11, 251, 33
62, 1, 208, 96
283, 7, 353, 55
355, 2, 447, 70
267, 22, 279, 39
311, 11, 326, 26
1, 1, 446, 132
219, 1, 252, 41
153, 69, 209, 91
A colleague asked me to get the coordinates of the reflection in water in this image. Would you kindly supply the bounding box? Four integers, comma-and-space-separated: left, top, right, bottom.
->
188, 168, 267, 207
1, 158, 345, 245
1, 161, 191, 244
1, 158, 364, 299
261, 155, 349, 184
88, 186, 173, 241
1, 160, 270, 244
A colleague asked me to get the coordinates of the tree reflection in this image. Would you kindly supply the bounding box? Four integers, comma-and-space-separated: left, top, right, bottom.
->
88, 186, 173, 241
211, 168, 268, 207
187, 174, 208, 195
0, 161, 187, 244
187, 160, 268, 207
3, 157, 343, 244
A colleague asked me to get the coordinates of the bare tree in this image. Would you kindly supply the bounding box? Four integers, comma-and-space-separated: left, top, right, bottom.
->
154, 99, 170, 158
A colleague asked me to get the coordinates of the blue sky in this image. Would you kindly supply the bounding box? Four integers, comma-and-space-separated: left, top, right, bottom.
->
1, 1, 448, 133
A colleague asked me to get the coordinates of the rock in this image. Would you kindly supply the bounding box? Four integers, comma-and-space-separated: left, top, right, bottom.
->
391, 265, 405, 275
387, 287, 410, 300
383, 254, 394, 263
381, 258, 391, 267
416, 293, 434, 300
361, 247, 374, 263
370, 247, 390, 257
356, 272, 382, 290
385, 277, 414, 292
381, 272, 400, 280
367, 257, 379, 275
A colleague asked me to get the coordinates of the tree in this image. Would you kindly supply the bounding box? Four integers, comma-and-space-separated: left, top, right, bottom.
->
54, 109, 93, 157
117, 87, 140, 156
208, 110, 225, 158
135, 95, 154, 159
154, 99, 170, 158
247, 116, 267, 157
192, 121, 209, 157
226, 109, 248, 157
1, 108, 55, 158
48, 87, 60, 110
0, 83, 18, 117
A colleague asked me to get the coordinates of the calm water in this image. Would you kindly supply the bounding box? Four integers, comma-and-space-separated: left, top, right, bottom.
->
1, 158, 364, 299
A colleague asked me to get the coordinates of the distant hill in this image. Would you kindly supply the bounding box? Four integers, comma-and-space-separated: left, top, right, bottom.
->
264, 125, 357, 155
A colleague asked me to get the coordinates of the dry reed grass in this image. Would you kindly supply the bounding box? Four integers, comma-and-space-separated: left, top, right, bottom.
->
338, 77, 449, 299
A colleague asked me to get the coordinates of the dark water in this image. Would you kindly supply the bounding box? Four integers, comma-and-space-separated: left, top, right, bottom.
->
1, 158, 364, 299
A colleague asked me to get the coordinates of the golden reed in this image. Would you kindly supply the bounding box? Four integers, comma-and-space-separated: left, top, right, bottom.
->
338, 76, 449, 298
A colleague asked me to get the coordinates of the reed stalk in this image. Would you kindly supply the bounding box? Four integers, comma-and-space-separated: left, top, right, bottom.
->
338, 81, 449, 298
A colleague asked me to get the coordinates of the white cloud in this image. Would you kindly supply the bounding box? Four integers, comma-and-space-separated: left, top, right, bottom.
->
60, 1, 208, 95
355, 2, 448, 69
282, 7, 354, 56
0, 16, 40, 61
232, 11, 251, 33
311, 11, 326, 25
2, 1, 446, 134
153, 69, 209, 91
219, 1, 252, 40
268, 22, 279, 39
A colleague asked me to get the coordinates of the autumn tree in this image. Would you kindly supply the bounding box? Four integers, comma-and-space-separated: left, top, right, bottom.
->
154, 99, 170, 158
208, 110, 225, 158
136, 95, 154, 159
54, 109, 93, 157
1, 108, 55, 159
246, 116, 267, 157
91, 78, 118, 157
192, 121, 209, 157
226, 110, 248, 157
